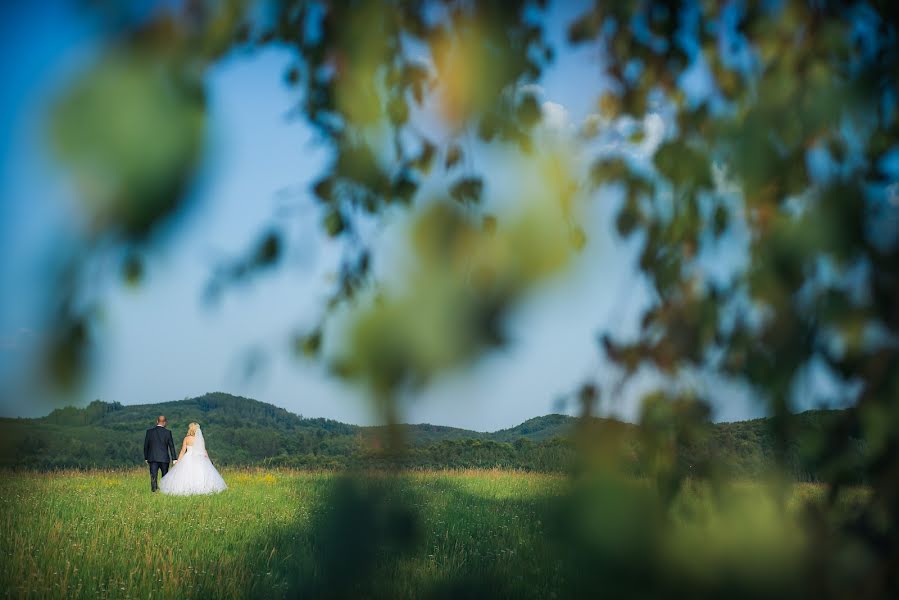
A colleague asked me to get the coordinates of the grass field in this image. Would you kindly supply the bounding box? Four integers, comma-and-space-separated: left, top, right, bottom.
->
0, 469, 868, 599
0, 469, 573, 599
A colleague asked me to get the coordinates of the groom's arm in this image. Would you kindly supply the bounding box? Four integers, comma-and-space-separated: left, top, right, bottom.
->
143, 430, 150, 462
167, 431, 177, 462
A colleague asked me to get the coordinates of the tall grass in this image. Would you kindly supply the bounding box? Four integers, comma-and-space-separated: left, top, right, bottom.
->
0, 469, 568, 599
0, 469, 867, 599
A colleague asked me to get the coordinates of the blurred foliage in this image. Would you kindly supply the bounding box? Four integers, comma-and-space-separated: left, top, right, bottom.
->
37, 0, 899, 596
571, 2, 899, 596
52, 52, 204, 236
333, 193, 575, 415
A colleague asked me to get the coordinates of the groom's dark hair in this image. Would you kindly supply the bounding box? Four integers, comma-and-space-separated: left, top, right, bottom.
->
157, 415, 166, 425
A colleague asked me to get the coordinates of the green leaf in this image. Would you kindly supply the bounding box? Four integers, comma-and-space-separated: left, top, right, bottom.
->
449, 177, 483, 205
516, 93, 541, 127
324, 210, 346, 237
445, 145, 463, 170
653, 140, 712, 191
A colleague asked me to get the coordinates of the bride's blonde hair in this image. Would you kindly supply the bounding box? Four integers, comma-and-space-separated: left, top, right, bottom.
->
187, 422, 200, 437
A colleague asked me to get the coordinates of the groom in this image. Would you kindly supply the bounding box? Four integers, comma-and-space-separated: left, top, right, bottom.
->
144, 415, 177, 492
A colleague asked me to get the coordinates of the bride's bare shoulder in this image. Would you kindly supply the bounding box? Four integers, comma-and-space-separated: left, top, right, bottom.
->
183, 436, 194, 446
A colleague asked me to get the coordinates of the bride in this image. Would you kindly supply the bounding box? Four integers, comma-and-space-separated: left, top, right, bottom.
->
159, 422, 228, 495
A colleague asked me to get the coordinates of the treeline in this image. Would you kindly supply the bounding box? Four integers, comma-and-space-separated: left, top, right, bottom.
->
0, 422, 576, 472
0, 393, 867, 481
264, 438, 578, 471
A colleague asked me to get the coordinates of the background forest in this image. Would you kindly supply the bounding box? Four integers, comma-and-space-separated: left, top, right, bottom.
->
1, 392, 866, 480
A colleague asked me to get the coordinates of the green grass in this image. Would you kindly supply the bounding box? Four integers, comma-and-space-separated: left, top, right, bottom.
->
0, 469, 571, 599
0, 469, 870, 599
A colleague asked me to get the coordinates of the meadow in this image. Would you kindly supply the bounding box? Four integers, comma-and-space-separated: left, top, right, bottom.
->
1, 469, 572, 599
0, 469, 868, 599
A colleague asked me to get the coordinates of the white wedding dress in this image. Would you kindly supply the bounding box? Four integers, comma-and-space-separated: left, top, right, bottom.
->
159, 428, 227, 495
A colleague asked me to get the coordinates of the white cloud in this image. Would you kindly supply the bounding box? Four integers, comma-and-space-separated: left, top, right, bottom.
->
541, 100, 570, 132
639, 112, 666, 157
712, 161, 741, 196
581, 110, 669, 161
517, 83, 546, 98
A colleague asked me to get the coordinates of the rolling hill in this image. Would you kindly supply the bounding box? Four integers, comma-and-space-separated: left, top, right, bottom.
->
0, 392, 861, 479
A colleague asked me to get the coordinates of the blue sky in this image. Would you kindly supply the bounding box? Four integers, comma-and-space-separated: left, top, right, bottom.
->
0, 0, 779, 429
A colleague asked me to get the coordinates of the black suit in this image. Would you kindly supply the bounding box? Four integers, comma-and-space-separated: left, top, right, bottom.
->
144, 426, 177, 491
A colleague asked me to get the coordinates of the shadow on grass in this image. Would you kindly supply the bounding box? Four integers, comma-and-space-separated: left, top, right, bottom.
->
241, 471, 565, 599
239, 472, 863, 599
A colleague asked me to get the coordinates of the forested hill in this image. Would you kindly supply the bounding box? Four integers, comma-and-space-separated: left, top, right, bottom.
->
36, 392, 356, 436
0, 392, 564, 468
0, 392, 859, 479
26, 392, 561, 443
